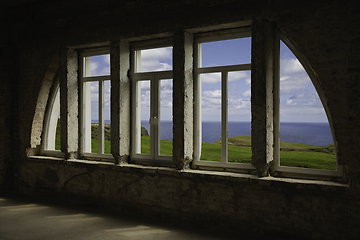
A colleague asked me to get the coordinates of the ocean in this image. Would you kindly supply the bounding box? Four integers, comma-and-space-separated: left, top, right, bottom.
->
101, 120, 333, 147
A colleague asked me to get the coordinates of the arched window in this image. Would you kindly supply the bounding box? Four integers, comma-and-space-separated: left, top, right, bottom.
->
274, 31, 342, 178
42, 77, 62, 155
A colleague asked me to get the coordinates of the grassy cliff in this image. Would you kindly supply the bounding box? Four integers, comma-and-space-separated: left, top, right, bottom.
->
54, 122, 336, 170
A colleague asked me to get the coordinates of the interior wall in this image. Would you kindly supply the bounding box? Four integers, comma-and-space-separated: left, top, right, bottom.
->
1, 0, 360, 239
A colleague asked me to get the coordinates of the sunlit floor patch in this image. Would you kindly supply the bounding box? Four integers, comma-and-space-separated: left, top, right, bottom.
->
60, 217, 101, 222
0, 204, 48, 211
105, 225, 170, 236
0, 204, 37, 209
8, 206, 49, 211
46, 214, 87, 219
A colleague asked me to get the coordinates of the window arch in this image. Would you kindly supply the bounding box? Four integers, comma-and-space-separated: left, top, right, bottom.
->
273, 30, 342, 178
41, 76, 62, 155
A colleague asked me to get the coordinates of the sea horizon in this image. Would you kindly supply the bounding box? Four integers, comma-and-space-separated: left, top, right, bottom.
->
96, 120, 333, 147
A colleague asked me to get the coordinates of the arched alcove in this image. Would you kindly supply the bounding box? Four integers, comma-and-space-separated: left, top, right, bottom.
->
29, 53, 59, 150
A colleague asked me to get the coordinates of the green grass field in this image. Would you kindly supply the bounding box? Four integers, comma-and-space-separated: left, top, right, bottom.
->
55, 123, 336, 170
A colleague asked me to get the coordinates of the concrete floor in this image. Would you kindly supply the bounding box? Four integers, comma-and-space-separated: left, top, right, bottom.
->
0, 196, 246, 240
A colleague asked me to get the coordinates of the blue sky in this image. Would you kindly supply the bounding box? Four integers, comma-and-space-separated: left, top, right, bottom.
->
88, 38, 328, 123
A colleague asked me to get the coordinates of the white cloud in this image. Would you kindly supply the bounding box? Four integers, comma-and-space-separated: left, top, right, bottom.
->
286, 99, 296, 105
281, 58, 304, 74
203, 89, 221, 98
90, 54, 111, 76
160, 79, 173, 89
140, 81, 151, 90
90, 62, 100, 76
201, 73, 221, 84
103, 54, 110, 64
242, 89, 251, 97
140, 47, 172, 72
141, 90, 151, 107
228, 71, 248, 82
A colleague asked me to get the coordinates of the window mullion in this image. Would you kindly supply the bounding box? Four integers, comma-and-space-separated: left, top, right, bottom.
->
134, 80, 142, 154
154, 76, 160, 159
221, 71, 228, 164
150, 75, 156, 159
273, 34, 280, 168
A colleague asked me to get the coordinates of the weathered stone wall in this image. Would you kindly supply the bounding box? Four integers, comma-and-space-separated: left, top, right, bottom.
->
0, 6, 18, 193
20, 157, 359, 239
1, 0, 360, 239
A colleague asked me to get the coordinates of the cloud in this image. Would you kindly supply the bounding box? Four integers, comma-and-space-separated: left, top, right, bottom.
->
90, 54, 111, 76
242, 89, 251, 97
103, 54, 110, 64
201, 71, 249, 84
160, 79, 173, 89
140, 47, 172, 72
140, 81, 151, 90
228, 71, 249, 82
281, 58, 304, 74
141, 90, 151, 107
203, 89, 221, 98
201, 73, 221, 84
90, 62, 100, 76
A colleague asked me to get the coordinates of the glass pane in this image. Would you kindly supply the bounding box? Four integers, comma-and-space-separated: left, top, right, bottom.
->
139, 80, 151, 155
90, 81, 99, 154
104, 80, 111, 154
55, 112, 60, 151
83, 54, 110, 77
200, 72, 221, 162
136, 47, 173, 72
46, 86, 61, 151
279, 40, 336, 170
159, 79, 173, 156
227, 71, 252, 164
200, 37, 251, 67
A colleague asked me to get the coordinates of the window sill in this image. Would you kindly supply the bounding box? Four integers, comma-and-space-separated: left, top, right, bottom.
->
28, 155, 348, 189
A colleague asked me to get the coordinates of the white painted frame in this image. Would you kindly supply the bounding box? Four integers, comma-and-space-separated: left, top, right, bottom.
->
193, 29, 255, 170
41, 78, 64, 157
131, 42, 173, 163
79, 48, 113, 159
273, 30, 343, 178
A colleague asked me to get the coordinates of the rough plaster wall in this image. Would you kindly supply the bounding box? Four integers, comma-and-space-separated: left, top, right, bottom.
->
0, 8, 18, 192
19, 159, 360, 239
4, 0, 360, 239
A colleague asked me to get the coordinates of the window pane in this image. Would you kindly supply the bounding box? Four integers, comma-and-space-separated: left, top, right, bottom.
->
55, 113, 60, 150
279, 40, 336, 170
136, 47, 173, 72
200, 72, 221, 162
227, 71, 252, 163
45, 87, 61, 151
159, 79, 173, 156
83, 54, 110, 77
90, 81, 99, 153
139, 80, 151, 155
200, 37, 251, 67
104, 80, 111, 154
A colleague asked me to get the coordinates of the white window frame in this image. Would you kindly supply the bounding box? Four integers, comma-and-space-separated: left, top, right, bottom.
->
273, 30, 343, 178
79, 48, 113, 159
130, 41, 174, 163
41, 77, 64, 157
193, 28, 255, 171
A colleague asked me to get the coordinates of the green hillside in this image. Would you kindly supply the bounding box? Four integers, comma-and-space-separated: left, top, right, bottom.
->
54, 123, 336, 170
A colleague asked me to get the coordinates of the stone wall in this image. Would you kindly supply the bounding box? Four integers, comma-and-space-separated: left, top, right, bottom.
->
1, 0, 360, 239
21, 157, 359, 239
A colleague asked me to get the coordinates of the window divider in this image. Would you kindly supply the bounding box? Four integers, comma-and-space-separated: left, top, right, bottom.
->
221, 71, 228, 164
